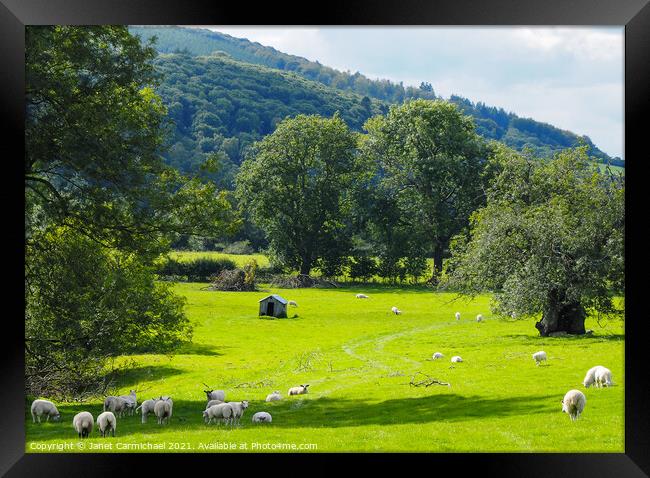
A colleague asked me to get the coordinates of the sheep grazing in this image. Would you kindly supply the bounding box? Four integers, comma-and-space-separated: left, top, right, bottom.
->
451, 356, 463, 363
356, 294, 369, 299
288, 384, 310, 396
391, 307, 402, 315
561, 390, 586, 421
118, 390, 137, 416
72, 411, 94, 439
228, 400, 249, 426
96, 411, 116, 437
204, 389, 226, 402
154, 397, 173, 425
583, 365, 603, 388
103, 396, 128, 418
432, 352, 444, 360
252, 412, 272, 423
476, 314, 483, 322
265, 391, 282, 402
206, 399, 224, 409
288, 300, 298, 307
30, 399, 61, 423
455, 312, 461, 321
532, 351, 547, 366
594, 366, 613, 388
203, 402, 233, 426
135, 398, 161, 424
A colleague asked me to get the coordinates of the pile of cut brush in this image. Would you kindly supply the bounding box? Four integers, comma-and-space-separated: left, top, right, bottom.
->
270, 274, 339, 289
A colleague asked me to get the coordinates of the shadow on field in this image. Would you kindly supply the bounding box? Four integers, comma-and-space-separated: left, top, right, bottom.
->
503, 333, 625, 343
263, 394, 558, 428
111, 365, 185, 387
175, 342, 227, 356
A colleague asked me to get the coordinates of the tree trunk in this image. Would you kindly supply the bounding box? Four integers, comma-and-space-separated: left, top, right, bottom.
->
535, 290, 586, 336
429, 245, 444, 285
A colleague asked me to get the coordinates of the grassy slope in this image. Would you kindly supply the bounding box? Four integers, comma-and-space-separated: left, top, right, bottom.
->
26, 280, 624, 453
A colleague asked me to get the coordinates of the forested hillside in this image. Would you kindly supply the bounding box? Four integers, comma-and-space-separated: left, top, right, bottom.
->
130, 25, 622, 186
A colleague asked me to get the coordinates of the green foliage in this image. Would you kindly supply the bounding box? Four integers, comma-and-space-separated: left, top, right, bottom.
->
156, 256, 237, 281
236, 114, 359, 276
444, 145, 625, 327
25, 226, 192, 398
361, 99, 489, 279
348, 256, 379, 282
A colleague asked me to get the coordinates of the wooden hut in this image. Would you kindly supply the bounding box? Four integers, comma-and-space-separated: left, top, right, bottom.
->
258, 294, 288, 318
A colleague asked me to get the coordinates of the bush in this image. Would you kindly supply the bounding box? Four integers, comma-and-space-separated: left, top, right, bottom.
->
222, 240, 254, 254
156, 256, 237, 281
348, 256, 378, 282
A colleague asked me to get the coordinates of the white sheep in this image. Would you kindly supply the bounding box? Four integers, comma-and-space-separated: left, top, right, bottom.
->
72, 411, 94, 438
103, 396, 128, 418
561, 389, 586, 421
154, 397, 173, 425
451, 356, 463, 363
228, 400, 249, 425
594, 366, 613, 388
119, 390, 137, 416
30, 399, 61, 423
203, 402, 233, 425
391, 306, 402, 315
288, 384, 310, 396
356, 294, 369, 299
96, 411, 116, 437
204, 389, 226, 402
265, 391, 282, 402
532, 351, 547, 365
206, 399, 224, 409
432, 352, 444, 360
582, 365, 602, 388
455, 312, 461, 321
135, 398, 161, 424
252, 411, 272, 423
288, 300, 298, 307
476, 314, 483, 322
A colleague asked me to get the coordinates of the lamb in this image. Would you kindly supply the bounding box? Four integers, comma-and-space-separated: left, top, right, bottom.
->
451, 356, 463, 363
583, 365, 603, 388
96, 411, 116, 437
391, 306, 402, 315
135, 398, 161, 424
206, 399, 224, 409
118, 390, 137, 416
204, 389, 226, 402
252, 411, 272, 423
154, 397, 173, 425
476, 314, 483, 322
30, 399, 61, 423
561, 389, 586, 421
432, 352, 444, 360
532, 351, 547, 365
103, 396, 128, 418
594, 366, 613, 388
265, 391, 282, 402
72, 411, 94, 438
455, 312, 461, 321
228, 400, 249, 425
288, 300, 298, 307
288, 384, 310, 396
356, 294, 369, 299
203, 402, 233, 425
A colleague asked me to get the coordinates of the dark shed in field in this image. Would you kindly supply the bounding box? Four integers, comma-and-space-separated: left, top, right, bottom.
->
259, 294, 288, 318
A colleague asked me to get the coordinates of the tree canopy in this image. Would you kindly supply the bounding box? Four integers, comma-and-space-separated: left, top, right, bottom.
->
444, 145, 624, 335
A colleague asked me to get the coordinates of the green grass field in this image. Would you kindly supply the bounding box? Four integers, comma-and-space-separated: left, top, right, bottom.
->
26, 268, 625, 453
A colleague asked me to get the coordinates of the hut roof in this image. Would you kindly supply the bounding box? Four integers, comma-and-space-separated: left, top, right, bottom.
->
258, 294, 288, 304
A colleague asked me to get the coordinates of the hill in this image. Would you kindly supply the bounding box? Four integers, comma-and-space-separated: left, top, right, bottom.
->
130, 26, 623, 182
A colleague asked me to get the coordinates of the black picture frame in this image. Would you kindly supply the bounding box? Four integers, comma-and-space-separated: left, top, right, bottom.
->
1, 0, 647, 475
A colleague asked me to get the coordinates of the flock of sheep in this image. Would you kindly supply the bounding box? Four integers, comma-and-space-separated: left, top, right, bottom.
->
30, 384, 311, 438
29, 295, 616, 439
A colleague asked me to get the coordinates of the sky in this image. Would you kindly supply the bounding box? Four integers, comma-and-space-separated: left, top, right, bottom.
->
197, 27, 624, 159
